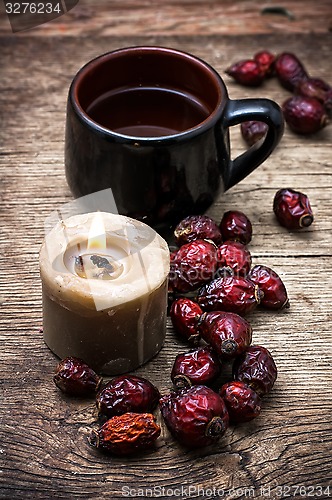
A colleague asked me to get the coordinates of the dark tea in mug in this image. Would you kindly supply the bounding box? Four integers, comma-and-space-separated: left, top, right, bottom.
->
86, 86, 211, 137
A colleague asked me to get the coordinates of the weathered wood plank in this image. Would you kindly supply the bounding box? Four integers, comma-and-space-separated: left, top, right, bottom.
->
0, 0, 331, 36
1, 32, 332, 499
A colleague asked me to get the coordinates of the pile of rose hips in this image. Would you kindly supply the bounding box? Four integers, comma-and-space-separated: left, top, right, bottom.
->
226, 50, 331, 137
53, 202, 315, 455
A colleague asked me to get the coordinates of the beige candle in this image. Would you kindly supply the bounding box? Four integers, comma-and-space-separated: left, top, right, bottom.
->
39, 212, 170, 375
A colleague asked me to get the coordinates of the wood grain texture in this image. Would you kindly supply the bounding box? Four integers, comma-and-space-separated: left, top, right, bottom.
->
0, 0, 331, 36
1, 26, 332, 500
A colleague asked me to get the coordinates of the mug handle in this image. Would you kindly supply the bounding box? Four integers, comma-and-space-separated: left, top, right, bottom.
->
223, 98, 284, 190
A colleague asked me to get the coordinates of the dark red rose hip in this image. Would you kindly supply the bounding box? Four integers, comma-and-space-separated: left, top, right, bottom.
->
169, 239, 218, 293
249, 264, 289, 309
233, 345, 277, 396
169, 298, 202, 343
273, 188, 314, 229
254, 50, 275, 77
282, 96, 329, 135
241, 121, 268, 146
171, 346, 221, 389
160, 385, 229, 448
174, 215, 222, 246
197, 276, 262, 316
219, 381, 261, 422
219, 210, 252, 245
198, 311, 252, 359
96, 375, 160, 418
275, 52, 309, 91
53, 356, 102, 396
226, 59, 265, 86
295, 77, 332, 112
217, 240, 252, 277
89, 412, 160, 455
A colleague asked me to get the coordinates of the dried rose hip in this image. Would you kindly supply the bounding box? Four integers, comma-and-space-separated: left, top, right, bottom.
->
295, 77, 332, 112
198, 311, 252, 359
219, 210, 252, 245
217, 240, 252, 277
225, 59, 265, 86
96, 375, 160, 418
171, 346, 221, 389
241, 121, 268, 146
197, 276, 262, 316
89, 412, 160, 455
254, 50, 275, 77
169, 297, 202, 343
219, 381, 261, 423
273, 188, 314, 229
249, 264, 289, 310
233, 345, 277, 396
275, 52, 309, 91
160, 385, 229, 448
53, 356, 102, 396
282, 96, 329, 135
174, 215, 222, 246
169, 239, 218, 293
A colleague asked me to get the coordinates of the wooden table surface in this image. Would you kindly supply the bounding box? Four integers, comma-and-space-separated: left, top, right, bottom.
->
0, 1, 331, 499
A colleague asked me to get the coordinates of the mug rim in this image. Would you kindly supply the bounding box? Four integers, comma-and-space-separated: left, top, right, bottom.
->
68, 46, 227, 144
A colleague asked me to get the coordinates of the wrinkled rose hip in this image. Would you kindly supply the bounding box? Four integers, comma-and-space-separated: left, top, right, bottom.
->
169, 239, 218, 293
241, 121, 268, 146
219, 381, 261, 422
169, 298, 202, 343
171, 346, 221, 389
160, 385, 229, 448
254, 50, 275, 77
249, 264, 289, 310
217, 240, 252, 277
226, 59, 265, 86
198, 311, 252, 359
197, 276, 262, 316
96, 375, 160, 418
233, 345, 277, 396
89, 413, 160, 455
275, 52, 309, 91
282, 96, 328, 135
273, 188, 314, 229
219, 210, 252, 245
174, 215, 222, 246
296, 77, 332, 112
53, 356, 102, 396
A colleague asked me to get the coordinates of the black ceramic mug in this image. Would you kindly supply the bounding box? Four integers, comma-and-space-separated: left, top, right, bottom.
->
65, 46, 284, 229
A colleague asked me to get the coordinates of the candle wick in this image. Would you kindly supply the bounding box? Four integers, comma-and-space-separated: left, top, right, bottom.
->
90, 255, 114, 273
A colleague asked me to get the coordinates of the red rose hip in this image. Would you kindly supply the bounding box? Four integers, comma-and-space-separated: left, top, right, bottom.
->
219, 381, 261, 422
273, 188, 314, 229
217, 240, 252, 277
160, 385, 229, 448
197, 276, 262, 316
226, 59, 265, 86
249, 264, 289, 309
219, 210, 252, 245
53, 357, 102, 396
199, 311, 252, 359
174, 215, 222, 246
295, 77, 332, 111
233, 345, 277, 396
254, 50, 275, 77
169, 239, 218, 292
282, 96, 328, 135
171, 346, 221, 389
89, 412, 160, 455
241, 121, 268, 146
169, 298, 202, 343
96, 375, 160, 418
275, 52, 309, 91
